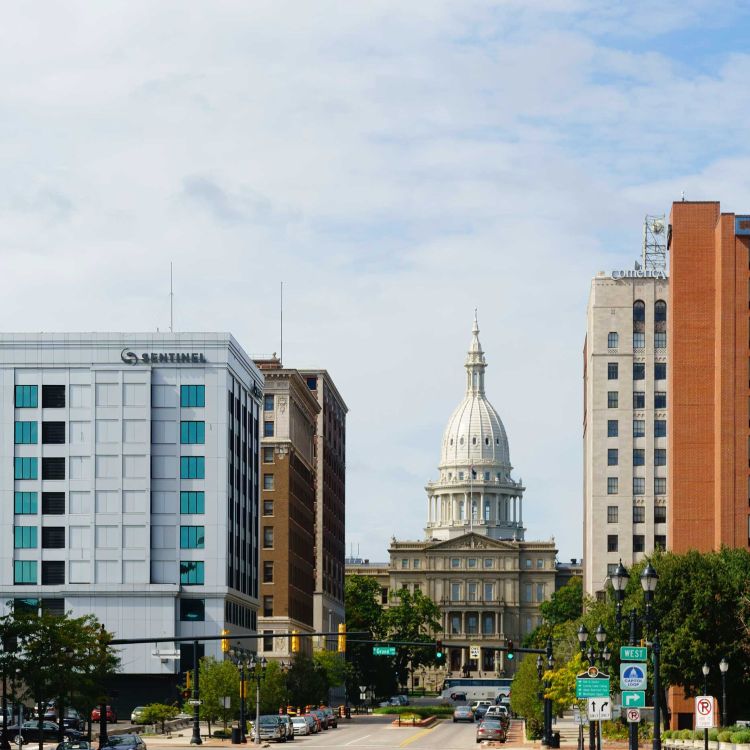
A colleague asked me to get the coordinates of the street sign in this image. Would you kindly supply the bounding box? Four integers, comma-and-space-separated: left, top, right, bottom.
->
576, 668, 610, 699
359, 693, 367, 701
373, 645, 397, 656
696, 696, 716, 729
187, 699, 202, 706
621, 691, 645, 708
626, 708, 641, 724
620, 663, 647, 691
587, 698, 611, 721
151, 649, 180, 659
620, 646, 648, 661
470, 644, 480, 659
359, 685, 367, 693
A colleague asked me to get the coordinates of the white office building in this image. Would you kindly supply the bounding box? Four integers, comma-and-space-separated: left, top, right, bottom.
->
0, 333, 262, 701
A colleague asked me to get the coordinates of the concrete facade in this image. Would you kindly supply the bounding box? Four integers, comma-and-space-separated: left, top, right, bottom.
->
0, 333, 262, 699
582, 273, 669, 596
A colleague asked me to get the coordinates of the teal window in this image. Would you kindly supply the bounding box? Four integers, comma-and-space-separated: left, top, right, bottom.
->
14, 527, 37, 549
14, 561, 37, 584
180, 526, 205, 549
14, 422, 38, 444
14, 458, 38, 480
180, 385, 205, 408
15, 386, 38, 408
180, 421, 205, 444
180, 561, 205, 585
180, 492, 205, 514
14, 492, 38, 514
180, 456, 205, 479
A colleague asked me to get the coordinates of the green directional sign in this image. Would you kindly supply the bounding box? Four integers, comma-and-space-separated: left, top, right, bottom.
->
373, 645, 396, 656
576, 677, 610, 699
622, 691, 646, 708
620, 646, 648, 661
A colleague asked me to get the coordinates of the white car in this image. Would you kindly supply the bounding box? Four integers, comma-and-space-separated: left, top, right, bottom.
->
291, 718, 309, 736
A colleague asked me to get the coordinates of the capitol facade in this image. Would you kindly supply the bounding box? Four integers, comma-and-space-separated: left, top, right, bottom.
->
385, 316, 559, 680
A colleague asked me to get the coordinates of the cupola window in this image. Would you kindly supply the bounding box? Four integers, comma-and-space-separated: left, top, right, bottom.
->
485, 437, 489, 445
472, 437, 477, 445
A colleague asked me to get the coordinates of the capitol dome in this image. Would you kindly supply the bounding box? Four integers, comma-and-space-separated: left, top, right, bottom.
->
440, 315, 511, 472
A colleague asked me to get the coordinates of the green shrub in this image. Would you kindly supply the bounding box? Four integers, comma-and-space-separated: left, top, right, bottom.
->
730, 730, 750, 744
708, 729, 720, 741
679, 729, 695, 739
662, 730, 672, 739
602, 720, 629, 740
212, 729, 232, 738
525, 718, 543, 740
717, 730, 732, 742
373, 705, 455, 718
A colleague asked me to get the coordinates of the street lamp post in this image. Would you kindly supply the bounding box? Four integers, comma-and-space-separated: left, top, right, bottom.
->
0, 635, 14, 750
702, 664, 710, 750
249, 655, 267, 746
719, 658, 729, 728
189, 640, 202, 746
229, 648, 248, 744
577, 625, 596, 750
578, 625, 609, 750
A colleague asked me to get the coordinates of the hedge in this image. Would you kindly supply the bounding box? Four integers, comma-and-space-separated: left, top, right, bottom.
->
373, 705, 455, 718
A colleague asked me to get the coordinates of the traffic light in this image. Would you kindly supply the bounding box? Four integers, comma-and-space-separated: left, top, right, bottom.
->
221, 629, 230, 653
337, 623, 346, 653
185, 670, 192, 689
181, 689, 190, 700
291, 630, 300, 653
435, 639, 444, 664
506, 639, 514, 661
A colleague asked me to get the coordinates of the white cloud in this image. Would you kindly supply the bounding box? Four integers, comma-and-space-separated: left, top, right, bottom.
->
0, 1, 749, 564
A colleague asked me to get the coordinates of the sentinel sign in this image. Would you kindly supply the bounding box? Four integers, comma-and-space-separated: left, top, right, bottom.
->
121, 349, 207, 365
611, 269, 667, 280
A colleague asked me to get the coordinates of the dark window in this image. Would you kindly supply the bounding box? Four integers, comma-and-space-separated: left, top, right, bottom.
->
633, 535, 645, 553
655, 448, 667, 466
633, 363, 645, 380
262, 630, 274, 651
633, 392, 645, 409
654, 477, 666, 495
633, 477, 645, 494
654, 535, 666, 550
264, 395, 274, 411
655, 300, 667, 324
263, 561, 273, 583
633, 300, 645, 329
42, 385, 65, 408
607, 420, 618, 437
42, 422, 65, 444
633, 332, 645, 348
380, 587, 388, 604
607, 535, 618, 552
262, 500, 273, 516
654, 419, 667, 438
263, 527, 273, 548
42, 493, 65, 515
42, 527, 65, 548
42, 457, 65, 480
607, 332, 619, 348
654, 505, 667, 523
633, 449, 645, 466
633, 419, 645, 437
633, 506, 645, 523
607, 506, 618, 523
263, 447, 274, 463
607, 392, 618, 408
41, 598, 64, 616
607, 477, 618, 495
655, 332, 667, 348
180, 599, 205, 621
655, 391, 667, 409
608, 363, 619, 380
608, 449, 618, 466
263, 421, 274, 437
306, 377, 317, 390
263, 596, 273, 617
655, 362, 666, 380
41, 561, 65, 585
13, 598, 39, 615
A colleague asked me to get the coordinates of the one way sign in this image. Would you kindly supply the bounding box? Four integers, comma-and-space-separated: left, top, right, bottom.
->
588, 698, 612, 721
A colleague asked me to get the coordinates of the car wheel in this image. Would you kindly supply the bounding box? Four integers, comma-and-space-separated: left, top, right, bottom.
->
13, 736, 23, 745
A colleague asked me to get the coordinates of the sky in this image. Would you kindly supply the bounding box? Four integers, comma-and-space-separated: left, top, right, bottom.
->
2, 1, 750, 565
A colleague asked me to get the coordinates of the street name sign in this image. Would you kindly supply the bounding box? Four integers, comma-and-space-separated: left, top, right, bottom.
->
695, 696, 716, 729
620, 646, 647, 661
576, 667, 610, 699
587, 698, 611, 721
470, 644, 480, 659
373, 645, 396, 656
188, 699, 202, 706
621, 691, 645, 708
620, 663, 647, 691
626, 708, 641, 724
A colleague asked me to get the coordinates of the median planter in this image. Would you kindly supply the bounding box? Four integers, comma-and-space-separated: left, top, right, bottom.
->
390, 715, 438, 728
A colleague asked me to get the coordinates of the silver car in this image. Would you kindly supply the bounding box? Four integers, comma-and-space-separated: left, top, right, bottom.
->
291, 717, 309, 736
251, 716, 283, 743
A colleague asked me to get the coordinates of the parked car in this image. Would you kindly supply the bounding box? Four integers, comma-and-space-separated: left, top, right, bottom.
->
453, 706, 474, 723
251, 715, 284, 743
9, 721, 83, 745
278, 715, 295, 741
310, 709, 328, 730
476, 719, 506, 744
291, 717, 309, 736
304, 712, 321, 732
56, 742, 92, 750
130, 707, 146, 724
450, 691, 467, 702
99, 734, 147, 750
472, 700, 492, 719
320, 707, 337, 729
485, 705, 509, 723
90, 706, 117, 724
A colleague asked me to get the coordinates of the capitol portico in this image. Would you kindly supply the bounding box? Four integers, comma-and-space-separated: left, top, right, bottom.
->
378, 315, 558, 679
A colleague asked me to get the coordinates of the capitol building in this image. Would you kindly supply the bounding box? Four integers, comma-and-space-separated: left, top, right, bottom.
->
349, 316, 568, 684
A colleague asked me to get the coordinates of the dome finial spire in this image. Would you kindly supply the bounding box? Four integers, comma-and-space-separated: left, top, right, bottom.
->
473, 307, 479, 334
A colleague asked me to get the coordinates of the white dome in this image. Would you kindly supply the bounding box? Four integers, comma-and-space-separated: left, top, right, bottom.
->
439, 314, 511, 471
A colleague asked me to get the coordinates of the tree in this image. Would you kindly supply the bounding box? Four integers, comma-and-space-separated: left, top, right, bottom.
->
313, 649, 351, 699
540, 577, 583, 627
287, 654, 328, 709
140, 704, 178, 734
198, 657, 239, 735
509, 651, 544, 738
246, 660, 287, 715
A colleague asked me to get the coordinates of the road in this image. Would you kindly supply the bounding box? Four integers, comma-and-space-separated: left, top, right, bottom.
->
157, 714, 514, 750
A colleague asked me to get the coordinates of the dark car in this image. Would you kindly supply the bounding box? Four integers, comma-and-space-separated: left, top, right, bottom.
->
453, 706, 474, 723
9, 721, 83, 745
450, 691, 467, 702
56, 742, 92, 750
99, 734, 147, 750
474, 703, 490, 720
46, 709, 85, 732
476, 719, 506, 744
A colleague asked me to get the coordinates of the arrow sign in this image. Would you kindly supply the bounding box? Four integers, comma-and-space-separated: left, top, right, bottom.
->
622, 691, 645, 708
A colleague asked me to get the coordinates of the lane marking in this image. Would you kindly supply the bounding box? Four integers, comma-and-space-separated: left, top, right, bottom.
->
399, 725, 438, 747
345, 733, 372, 746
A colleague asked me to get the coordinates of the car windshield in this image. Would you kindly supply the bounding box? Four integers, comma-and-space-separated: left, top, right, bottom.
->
103, 737, 137, 746
456, 707, 471, 713
482, 720, 502, 728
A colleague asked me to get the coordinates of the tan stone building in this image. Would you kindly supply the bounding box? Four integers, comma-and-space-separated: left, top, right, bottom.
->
256, 359, 320, 658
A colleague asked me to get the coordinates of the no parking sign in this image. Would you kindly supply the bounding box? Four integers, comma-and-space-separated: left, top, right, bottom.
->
695, 696, 716, 729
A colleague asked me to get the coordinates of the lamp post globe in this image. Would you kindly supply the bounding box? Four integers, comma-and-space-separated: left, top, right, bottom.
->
640, 562, 658, 593
610, 560, 629, 593
719, 658, 729, 727
595, 624, 607, 645
577, 624, 588, 646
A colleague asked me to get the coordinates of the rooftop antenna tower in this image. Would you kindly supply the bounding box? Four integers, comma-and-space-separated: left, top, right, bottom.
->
642, 214, 667, 273
280, 281, 283, 365
169, 262, 174, 333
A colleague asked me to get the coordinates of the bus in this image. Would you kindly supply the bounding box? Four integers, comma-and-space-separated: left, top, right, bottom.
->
440, 677, 512, 703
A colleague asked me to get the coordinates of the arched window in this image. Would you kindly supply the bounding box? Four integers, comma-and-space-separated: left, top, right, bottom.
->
633, 300, 645, 331
608, 332, 619, 348
655, 300, 667, 329
485, 437, 490, 446
472, 436, 477, 445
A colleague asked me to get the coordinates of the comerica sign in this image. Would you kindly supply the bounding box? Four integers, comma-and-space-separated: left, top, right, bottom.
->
611, 269, 667, 280
121, 349, 207, 365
